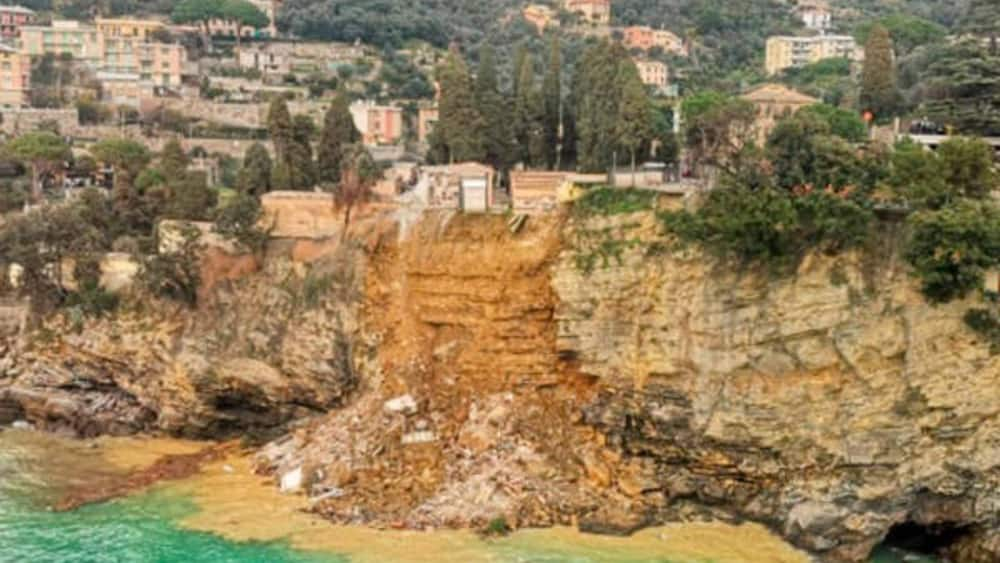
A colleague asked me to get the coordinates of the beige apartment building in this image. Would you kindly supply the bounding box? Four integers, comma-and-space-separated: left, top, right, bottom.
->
634, 59, 668, 90
765, 35, 860, 75
0, 44, 30, 107
563, 0, 611, 26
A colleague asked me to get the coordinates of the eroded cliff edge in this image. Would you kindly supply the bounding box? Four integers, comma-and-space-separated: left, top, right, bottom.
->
2, 209, 998, 561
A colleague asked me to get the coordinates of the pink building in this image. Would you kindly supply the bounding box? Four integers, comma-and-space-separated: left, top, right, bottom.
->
623, 26, 687, 55
0, 5, 35, 40
0, 44, 30, 107
350, 101, 404, 146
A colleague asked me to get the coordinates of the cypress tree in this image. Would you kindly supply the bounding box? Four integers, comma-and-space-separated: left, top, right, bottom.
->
860, 24, 900, 120
476, 45, 499, 98
513, 53, 537, 166
573, 41, 627, 172
476, 45, 515, 171
159, 138, 190, 179
267, 97, 293, 163
511, 42, 529, 100
237, 142, 272, 196
317, 92, 361, 186
615, 61, 654, 179
542, 36, 562, 169
437, 52, 484, 163
287, 114, 317, 190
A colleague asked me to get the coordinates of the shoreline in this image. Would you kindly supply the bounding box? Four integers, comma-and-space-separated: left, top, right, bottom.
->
3, 427, 811, 562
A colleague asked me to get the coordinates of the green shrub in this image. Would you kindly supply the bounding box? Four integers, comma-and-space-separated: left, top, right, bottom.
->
964, 307, 1000, 354
662, 188, 875, 270
573, 187, 657, 218
483, 516, 511, 537
140, 225, 202, 307
214, 193, 270, 254
904, 201, 1000, 303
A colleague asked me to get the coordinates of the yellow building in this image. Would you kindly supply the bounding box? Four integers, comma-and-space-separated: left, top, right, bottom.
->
523, 4, 559, 33
741, 83, 820, 142
634, 59, 668, 90
95, 17, 165, 40
765, 35, 860, 76
563, 0, 611, 26
0, 44, 30, 107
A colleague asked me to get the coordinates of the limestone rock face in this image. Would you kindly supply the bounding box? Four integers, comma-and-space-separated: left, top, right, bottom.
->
0, 252, 362, 438
553, 212, 1000, 560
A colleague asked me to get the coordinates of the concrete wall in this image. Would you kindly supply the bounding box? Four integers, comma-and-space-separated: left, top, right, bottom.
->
0, 108, 79, 136
260, 191, 341, 240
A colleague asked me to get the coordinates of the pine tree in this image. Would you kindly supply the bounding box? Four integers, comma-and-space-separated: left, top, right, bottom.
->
436, 51, 484, 163
317, 92, 361, 186
542, 36, 562, 169
237, 142, 272, 196
475, 45, 515, 171
860, 24, 900, 120
615, 61, 655, 180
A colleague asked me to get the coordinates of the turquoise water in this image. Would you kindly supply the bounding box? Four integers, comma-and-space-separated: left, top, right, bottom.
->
0, 430, 341, 563
0, 428, 939, 563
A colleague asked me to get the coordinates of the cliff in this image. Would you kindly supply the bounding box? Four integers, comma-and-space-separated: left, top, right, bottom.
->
2, 208, 998, 561
554, 211, 1000, 561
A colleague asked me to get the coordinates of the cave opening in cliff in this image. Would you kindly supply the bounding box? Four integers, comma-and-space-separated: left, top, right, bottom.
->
876, 520, 972, 558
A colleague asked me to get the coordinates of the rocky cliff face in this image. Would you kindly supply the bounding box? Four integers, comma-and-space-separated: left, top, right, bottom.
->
0, 250, 362, 438
3, 208, 998, 561
553, 211, 1000, 561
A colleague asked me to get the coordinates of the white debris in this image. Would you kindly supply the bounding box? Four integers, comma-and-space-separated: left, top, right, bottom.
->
11, 420, 32, 430
401, 430, 437, 445
383, 394, 418, 415
280, 466, 304, 493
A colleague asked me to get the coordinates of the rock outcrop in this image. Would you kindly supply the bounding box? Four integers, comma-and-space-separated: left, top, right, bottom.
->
553, 211, 1000, 561
0, 250, 362, 438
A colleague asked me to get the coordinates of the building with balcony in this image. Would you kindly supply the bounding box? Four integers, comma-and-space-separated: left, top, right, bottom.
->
95, 18, 165, 41
0, 44, 30, 107
765, 35, 860, 75
0, 5, 35, 40
563, 0, 611, 26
